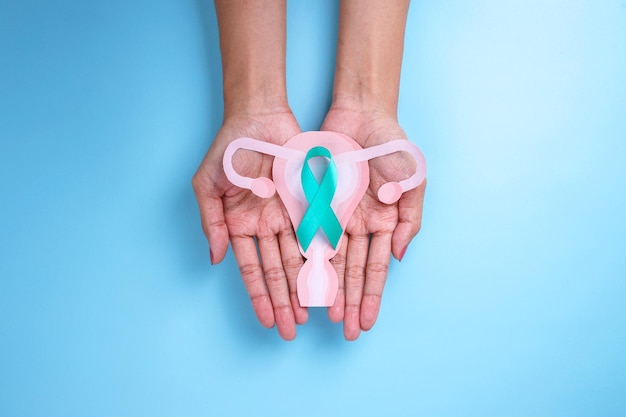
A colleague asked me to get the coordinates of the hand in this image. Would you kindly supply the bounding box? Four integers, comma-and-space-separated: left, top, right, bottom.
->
321, 107, 426, 340
192, 110, 308, 340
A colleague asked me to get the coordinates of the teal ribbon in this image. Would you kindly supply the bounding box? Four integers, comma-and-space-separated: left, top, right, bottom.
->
296, 147, 343, 251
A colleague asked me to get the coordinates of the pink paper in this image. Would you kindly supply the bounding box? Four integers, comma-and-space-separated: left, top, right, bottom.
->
223, 131, 426, 307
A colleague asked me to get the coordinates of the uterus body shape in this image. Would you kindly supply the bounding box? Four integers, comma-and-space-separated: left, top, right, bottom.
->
223, 131, 426, 307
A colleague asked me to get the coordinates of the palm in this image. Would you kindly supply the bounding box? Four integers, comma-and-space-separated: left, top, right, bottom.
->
220, 147, 291, 241
348, 157, 411, 238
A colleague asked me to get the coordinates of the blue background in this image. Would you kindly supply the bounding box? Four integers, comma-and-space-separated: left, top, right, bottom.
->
1, 1, 625, 416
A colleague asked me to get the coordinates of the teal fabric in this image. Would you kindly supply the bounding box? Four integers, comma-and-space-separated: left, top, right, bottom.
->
296, 146, 343, 251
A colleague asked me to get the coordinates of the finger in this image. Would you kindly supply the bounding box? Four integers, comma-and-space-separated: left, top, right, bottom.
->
278, 227, 308, 325
328, 236, 348, 323
343, 233, 370, 341
192, 176, 229, 264
361, 231, 393, 331
257, 234, 297, 341
231, 235, 275, 329
391, 180, 426, 261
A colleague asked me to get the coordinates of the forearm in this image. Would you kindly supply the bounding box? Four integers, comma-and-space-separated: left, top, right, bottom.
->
215, 0, 289, 117
332, 0, 410, 117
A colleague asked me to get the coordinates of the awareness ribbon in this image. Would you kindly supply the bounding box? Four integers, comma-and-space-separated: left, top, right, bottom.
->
296, 147, 343, 252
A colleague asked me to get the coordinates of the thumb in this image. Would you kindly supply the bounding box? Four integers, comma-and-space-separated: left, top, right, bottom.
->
391, 180, 426, 261
192, 173, 230, 264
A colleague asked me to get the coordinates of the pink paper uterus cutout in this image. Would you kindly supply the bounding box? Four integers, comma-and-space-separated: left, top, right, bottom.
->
223, 131, 426, 307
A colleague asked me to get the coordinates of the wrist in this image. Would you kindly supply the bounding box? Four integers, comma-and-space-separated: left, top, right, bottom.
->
222, 60, 289, 117
330, 86, 398, 121
223, 91, 291, 120
220, 100, 297, 138
215, 0, 289, 119
331, 0, 409, 119
331, 64, 400, 118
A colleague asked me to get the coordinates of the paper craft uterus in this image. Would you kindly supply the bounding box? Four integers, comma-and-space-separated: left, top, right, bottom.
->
223, 131, 426, 307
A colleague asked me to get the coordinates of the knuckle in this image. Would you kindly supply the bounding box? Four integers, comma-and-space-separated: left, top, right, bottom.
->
201, 219, 226, 239
263, 266, 286, 283
278, 228, 296, 240
256, 234, 274, 244
345, 265, 366, 282
239, 263, 263, 282
351, 234, 370, 244
200, 222, 211, 238
282, 255, 303, 272
406, 220, 422, 236
273, 304, 292, 315
344, 303, 360, 312
367, 261, 389, 275
208, 217, 227, 229
191, 173, 203, 191
249, 292, 270, 304
363, 292, 383, 302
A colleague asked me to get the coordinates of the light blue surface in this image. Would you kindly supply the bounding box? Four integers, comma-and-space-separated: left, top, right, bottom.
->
1, 1, 625, 416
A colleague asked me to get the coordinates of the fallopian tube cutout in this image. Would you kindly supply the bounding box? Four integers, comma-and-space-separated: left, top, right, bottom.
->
223, 131, 426, 307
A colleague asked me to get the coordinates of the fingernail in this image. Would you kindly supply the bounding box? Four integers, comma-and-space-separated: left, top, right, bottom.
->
210, 249, 215, 265
399, 246, 408, 262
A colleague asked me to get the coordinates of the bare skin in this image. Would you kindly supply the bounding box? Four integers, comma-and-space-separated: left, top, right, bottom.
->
194, 0, 425, 341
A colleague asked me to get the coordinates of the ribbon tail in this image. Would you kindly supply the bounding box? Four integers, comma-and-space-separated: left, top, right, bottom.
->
297, 209, 320, 251
321, 208, 342, 249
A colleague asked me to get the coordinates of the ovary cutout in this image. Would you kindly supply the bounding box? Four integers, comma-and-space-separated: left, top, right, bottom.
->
223, 131, 427, 307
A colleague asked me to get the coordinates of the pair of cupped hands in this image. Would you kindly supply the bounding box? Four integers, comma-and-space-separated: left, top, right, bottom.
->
192, 105, 426, 341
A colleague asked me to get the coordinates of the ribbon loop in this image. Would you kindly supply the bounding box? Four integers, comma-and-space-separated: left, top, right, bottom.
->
296, 147, 343, 251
